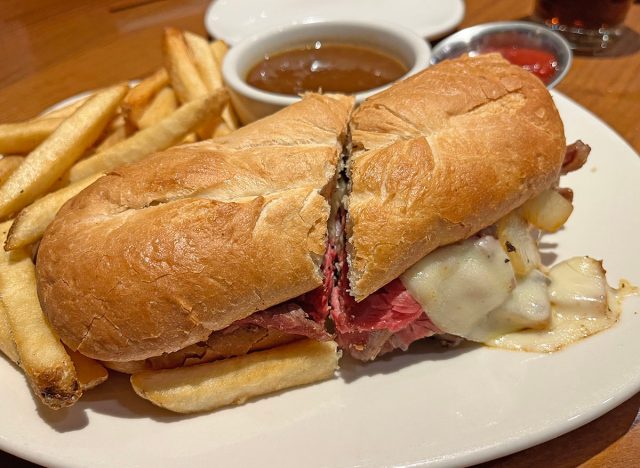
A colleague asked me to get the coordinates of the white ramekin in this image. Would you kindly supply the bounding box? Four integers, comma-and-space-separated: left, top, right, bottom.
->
222, 21, 432, 124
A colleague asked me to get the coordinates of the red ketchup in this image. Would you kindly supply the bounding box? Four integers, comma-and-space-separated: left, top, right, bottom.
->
483, 47, 558, 84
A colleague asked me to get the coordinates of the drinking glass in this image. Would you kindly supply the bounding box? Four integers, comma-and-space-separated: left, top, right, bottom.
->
532, 0, 633, 52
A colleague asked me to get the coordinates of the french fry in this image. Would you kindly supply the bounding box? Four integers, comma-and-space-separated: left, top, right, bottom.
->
122, 68, 169, 129
0, 118, 63, 155
185, 31, 223, 90
221, 105, 239, 132
210, 39, 229, 66
181, 133, 198, 144
0, 221, 81, 408
90, 114, 129, 155
67, 350, 108, 391
209, 40, 239, 132
0, 301, 18, 364
0, 84, 128, 220
65, 89, 228, 183
213, 122, 233, 138
93, 122, 128, 153
165, 28, 229, 139
137, 87, 177, 129
186, 32, 239, 133
163, 28, 208, 104
131, 339, 339, 413
5, 173, 103, 250
0, 156, 23, 186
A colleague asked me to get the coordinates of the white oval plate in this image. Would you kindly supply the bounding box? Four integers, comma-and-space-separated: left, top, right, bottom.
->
204, 0, 465, 45
0, 92, 639, 467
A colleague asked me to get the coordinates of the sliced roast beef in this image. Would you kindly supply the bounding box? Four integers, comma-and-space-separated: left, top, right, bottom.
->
562, 140, 591, 174
330, 238, 439, 360
232, 302, 331, 341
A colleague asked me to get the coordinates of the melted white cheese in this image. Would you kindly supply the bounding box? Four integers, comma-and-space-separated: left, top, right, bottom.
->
400, 235, 629, 350
488, 257, 624, 352
470, 269, 551, 342
400, 236, 516, 340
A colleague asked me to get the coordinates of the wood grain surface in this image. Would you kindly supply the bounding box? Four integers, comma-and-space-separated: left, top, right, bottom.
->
0, 0, 638, 466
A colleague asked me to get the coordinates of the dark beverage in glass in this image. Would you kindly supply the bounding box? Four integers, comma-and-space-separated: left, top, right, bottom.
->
533, 0, 633, 52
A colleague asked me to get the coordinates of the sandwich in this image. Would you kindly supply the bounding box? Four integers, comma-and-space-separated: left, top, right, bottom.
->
332, 53, 624, 360
36, 92, 354, 371
34, 54, 627, 411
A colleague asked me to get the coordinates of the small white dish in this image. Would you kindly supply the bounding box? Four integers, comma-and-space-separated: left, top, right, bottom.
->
222, 20, 431, 124
205, 0, 465, 45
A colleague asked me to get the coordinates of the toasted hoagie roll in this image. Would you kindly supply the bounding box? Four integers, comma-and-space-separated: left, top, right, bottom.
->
37, 93, 353, 364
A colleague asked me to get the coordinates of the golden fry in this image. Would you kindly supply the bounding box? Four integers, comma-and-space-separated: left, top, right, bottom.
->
122, 68, 169, 129
131, 339, 339, 413
90, 114, 129, 155
66, 89, 228, 183
0, 156, 23, 186
137, 87, 178, 129
181, 133, 198, 144
93, 123, 128, 153
0, 300, 18, 364
163, 28, 208, 104
221, 103, 239, 132
209, 39, 229, 66
213, 122, 233, 138
67, 349, 109, 391
186, 33, 238, 132
5, 173, 103, 250
185, 31, 223, 91
0, 84, 127, 220
0, 118, 63, 155
0, 221, 81, 409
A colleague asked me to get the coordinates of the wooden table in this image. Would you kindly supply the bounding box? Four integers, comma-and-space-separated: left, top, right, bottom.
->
0, 0, 638, 466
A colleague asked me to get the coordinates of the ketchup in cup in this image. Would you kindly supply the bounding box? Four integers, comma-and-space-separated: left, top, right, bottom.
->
481, 46, 559, 85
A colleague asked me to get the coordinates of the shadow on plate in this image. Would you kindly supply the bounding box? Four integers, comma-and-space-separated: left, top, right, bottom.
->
77, 372, 200, 423
82, 369, 343, 424
340, 338, 480, 383
27, 338, 481, 425
539, 238, 559, 267
27, 371, 200, 428
0, 354, 90, 434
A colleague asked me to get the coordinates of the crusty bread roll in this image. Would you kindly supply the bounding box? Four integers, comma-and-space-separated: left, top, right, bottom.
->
36, 94, 354, 362
103, 326, 300, 374
36, 54, 566, 366
347, 54, 566, 300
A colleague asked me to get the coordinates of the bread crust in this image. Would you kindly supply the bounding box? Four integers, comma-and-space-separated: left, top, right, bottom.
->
347, 54, 566, 300
36, 94, 353, 361
103, 326, 300, 374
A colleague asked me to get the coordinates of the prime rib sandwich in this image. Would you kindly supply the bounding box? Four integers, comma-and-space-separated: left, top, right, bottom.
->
332, 53, 623, 360
34, 54, 626, 396
36, 93, 354, 371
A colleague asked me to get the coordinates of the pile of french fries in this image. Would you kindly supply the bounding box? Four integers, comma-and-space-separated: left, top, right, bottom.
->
0, 28, 338, 413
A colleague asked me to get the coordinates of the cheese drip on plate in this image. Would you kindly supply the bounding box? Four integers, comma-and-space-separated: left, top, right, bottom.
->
400, 235, 635, 352
489, 257, 635, 352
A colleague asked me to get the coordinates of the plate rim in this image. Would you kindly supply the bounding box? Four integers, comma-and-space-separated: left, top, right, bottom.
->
204, 0, 466, 45
0, 90, 639, 468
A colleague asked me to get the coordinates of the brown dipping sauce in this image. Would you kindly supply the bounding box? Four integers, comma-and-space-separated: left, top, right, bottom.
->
246, 42, 408, 95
